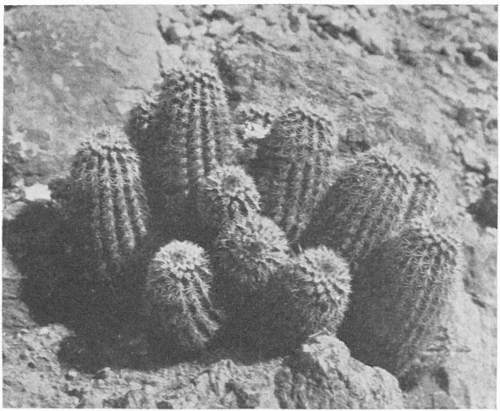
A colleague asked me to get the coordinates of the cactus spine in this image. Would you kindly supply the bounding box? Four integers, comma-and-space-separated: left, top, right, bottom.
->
215, 214, 290, 297
404, 165, 440, 222
251, 100, 338, 244
144, 240, 221, 352
131, 67, 241, 237
340, 220, 463, 378
196, 165, 261, 238
70, 126, 149, 283
266, 246, 351, 350
302, 148, 413, 268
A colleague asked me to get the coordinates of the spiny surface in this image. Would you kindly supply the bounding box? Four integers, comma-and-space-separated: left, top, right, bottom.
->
302, 148, 413, 268
130, 67, 241, 238
251, 100, 339, 244
196, 165, 261, 236
69, 126, 150, 284
340, 219, 464, 379
266, 246, 351, 350
144, 240, 221, 352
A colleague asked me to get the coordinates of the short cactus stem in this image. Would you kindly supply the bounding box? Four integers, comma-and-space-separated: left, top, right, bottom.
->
69, 126, 150, 284
339, 219, 463, 379
251, 99, 339, 244
266, 246, 351, 350
144, 240, 221, 352
196, 165, 261, 239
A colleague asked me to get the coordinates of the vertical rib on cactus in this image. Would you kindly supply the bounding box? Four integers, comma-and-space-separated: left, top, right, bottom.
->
266, 246, 351, 351
301, 148, 412, 268
251, 99, 338, 244
131, 67, 241, 238
144, 241, 221, 352
196, 165, 261, 239
70, 126, 150, 282
340, 220, 463, 379
405, 165, 439, 222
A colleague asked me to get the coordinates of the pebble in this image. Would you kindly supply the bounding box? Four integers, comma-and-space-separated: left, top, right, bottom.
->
94, 367, 112, 380
65, 369, 78, 381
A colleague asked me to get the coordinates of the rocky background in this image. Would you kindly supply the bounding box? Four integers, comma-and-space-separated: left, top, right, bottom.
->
3, 5, 497, 408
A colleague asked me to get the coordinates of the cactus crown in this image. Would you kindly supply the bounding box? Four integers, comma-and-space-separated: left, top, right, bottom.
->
289, 246, 351, 319
263, 98, 337, 153
197, 165, 261, 232
145, 240, 220, 351
215, 214, 290, 292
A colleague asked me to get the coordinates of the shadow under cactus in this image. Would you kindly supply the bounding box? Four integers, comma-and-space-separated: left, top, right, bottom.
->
3, 199, 285, 374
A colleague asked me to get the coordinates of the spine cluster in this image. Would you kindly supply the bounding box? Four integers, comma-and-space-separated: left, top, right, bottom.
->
251, 100, 339, 244
340, 220, 463, 378
69, 126, 150, 284
144, 240, 221, 352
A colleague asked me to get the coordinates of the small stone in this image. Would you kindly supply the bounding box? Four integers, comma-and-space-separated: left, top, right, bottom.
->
455, 106, 475, 127
24, 183, 51, 201
207, 20, 236, 37
65, 369, 78, 381
486, 44, 497, 62
163, 22, 189, 44
94, 367, 112, 380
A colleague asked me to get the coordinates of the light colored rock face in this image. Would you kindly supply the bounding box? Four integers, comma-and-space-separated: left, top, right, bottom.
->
3, 5, 497, 409
274, 335, 404, 409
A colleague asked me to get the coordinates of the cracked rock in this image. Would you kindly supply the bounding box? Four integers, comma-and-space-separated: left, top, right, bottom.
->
275, 334, 404, 409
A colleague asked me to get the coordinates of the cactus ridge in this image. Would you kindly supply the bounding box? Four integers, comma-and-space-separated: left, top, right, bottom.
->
214, 214, 290, 295
405, 165, 440, 222
253, 101, 338, 243
196, 165, 261, 233
341, 219, 463, 377
145, 240, 221, 351
70, 126, 150, 279
302, 148, 411, 267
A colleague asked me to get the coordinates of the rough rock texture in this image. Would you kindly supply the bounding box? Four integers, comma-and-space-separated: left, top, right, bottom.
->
274, 334, 404, 409
3, 5, 497, 408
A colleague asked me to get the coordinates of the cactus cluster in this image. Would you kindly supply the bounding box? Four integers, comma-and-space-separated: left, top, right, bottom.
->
46, 62, 459, 370
144, 240, 221, 352
340, 220, 463, 378
69, 126, 150, 285
251, 100, 339, 244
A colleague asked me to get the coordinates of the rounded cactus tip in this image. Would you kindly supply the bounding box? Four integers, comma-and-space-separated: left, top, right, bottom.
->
281, 246, 351, 334
144, 240, 221, 352
196, 165, 261, 231
215, 214, 290, 295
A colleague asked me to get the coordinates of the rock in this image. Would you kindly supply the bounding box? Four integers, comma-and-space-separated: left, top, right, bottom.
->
94, 367, 112, 380
65, 369, 78, 381
105, 389, 155, 408
275, 334, 404, 409
468, 181, 497, 228
163, 22, 190, 43
207, 20, 237, 37
486, 43, 497, 61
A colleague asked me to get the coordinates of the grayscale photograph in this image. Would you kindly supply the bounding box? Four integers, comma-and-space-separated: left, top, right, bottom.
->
3, 4, 498, 409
